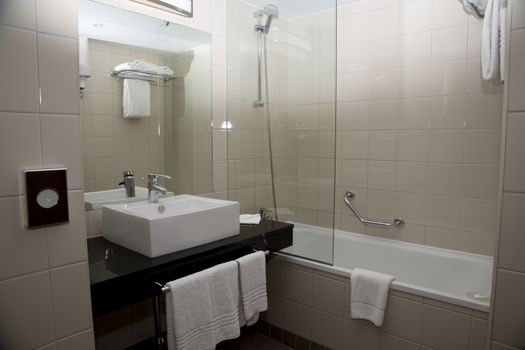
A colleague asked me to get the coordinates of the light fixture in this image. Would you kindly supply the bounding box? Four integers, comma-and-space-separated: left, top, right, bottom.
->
131, 0, 193, 18
92, 23, 104, 28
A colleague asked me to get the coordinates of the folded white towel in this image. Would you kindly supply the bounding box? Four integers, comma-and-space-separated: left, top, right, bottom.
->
207, 261, 242, 344
165, 269, 215, 350
122, 78, 150, 118
165, 262, 240, 350
482, 0, 506, 82
236, 251, 268, 326
240, 214, 261, 225
350, 268, 394, 327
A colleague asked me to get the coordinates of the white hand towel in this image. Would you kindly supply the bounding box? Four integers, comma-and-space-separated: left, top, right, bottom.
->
236, 251, 267, 326
350, 268, 394, 327
240, 214, 261, 225
165, 262, 241, 350
122, 78, 151, 118
482, 0, 506, 82
462, 0, 488, 17
207, 261, 241, 344
165, 269, 215, 350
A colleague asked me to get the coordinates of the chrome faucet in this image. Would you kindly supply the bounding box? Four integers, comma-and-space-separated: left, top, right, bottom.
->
147, 173, 171, 203
118, 170, 135, 198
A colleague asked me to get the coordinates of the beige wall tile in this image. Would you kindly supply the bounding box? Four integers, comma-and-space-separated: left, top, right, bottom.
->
282, 267, 313, 305
0, 26, 38, 113
38, 34, 79, 114
504, 113, 525, 192
311, 310, 345, 350
470, 317, 488, 350
428, 130, 464, 163
492, 269, 525, 348
344, 320, 380, 350
0, 272, 55, 349
420, 304, 471, 350
378, 332, 419, 350
427, 163, 462, 196
283, 300, 310, 340
50, 262, 93, 338
382, 295, 422, 342
464, 130, 500, 165
397, 130, 428, 161
508, 28, 525, 111
499, 193, 525, 271
56, 329, 95, 350
311, 275, 346, 317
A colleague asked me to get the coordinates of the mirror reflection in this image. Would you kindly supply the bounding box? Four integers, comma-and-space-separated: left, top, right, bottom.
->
78, 0, 212, 212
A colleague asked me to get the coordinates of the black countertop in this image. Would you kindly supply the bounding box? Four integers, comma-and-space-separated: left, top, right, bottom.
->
88, 220, 293, 317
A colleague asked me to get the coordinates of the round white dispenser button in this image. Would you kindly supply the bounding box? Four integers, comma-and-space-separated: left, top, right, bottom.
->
36, 188, 59, 209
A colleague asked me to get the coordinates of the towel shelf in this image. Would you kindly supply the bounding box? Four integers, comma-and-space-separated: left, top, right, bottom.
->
155, 249, 271, 294
111, 70, 176, 83
344, 191, 404, 228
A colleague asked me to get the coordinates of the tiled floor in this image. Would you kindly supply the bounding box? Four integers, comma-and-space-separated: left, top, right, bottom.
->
126, 333, 292, 350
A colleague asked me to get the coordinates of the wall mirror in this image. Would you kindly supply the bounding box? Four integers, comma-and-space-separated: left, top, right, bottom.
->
78, 0, 212, 211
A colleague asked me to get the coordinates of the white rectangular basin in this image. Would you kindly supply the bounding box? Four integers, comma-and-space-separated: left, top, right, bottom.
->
84, 186, 173, 211
102, 195, 240, 257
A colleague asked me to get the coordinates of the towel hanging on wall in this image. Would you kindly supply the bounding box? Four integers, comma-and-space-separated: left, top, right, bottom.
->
481, 0, 507, 82
122, 78, 151, 118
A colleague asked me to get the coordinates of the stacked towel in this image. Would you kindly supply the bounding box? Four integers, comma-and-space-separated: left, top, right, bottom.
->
236, 251, 268, 326
350, 268, 394, 327
165, 261, 240, 350
122, 78, 151, 118
240, 214, 261, 225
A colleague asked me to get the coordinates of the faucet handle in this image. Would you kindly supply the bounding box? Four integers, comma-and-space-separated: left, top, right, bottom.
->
123, 170, 134, 178
147, 173, 172, 182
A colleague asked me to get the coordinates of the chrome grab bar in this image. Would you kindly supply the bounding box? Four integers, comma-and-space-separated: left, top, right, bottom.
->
344, 191, 405, 228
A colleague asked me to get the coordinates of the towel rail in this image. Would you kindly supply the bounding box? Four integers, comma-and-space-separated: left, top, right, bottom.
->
111, 70, 176, 82
344, 191, 404, 228
156, 249, 271, 294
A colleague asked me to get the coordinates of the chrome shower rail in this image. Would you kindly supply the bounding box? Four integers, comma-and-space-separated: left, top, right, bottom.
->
344, 191, 404, 228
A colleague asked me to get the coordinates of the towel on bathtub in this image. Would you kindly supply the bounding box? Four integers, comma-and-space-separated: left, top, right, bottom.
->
350, 268, 394, 327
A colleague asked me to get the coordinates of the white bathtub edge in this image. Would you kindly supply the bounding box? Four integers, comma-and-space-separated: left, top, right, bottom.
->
274, 252, 490, 313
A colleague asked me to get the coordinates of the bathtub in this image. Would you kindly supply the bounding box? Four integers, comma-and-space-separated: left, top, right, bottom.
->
279, 223, 493, 312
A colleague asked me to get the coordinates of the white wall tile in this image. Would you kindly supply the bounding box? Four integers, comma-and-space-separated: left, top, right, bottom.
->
511, 0, 525, 30
431, 0, 468, 29
463, 129, 500, 165
0, 26, 39, 113
431, 26, 468, 62
36, 0, 78, 38
46, 191, 88, 267
41, 115, 83, 190
428, 130, 464, 163
0, 113, 42, 196
37, 34, 79, 114
0, 197, 48, 280
0, 0, 35, 29
0, 272, 55, 349
50, 262, 93, 338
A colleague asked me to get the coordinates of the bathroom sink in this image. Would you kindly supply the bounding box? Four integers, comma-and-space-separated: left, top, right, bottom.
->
101, 195, 240, 257
84, 186, 172, 210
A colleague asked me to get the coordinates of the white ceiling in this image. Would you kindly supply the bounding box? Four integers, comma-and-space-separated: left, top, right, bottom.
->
78, 0, 210, 53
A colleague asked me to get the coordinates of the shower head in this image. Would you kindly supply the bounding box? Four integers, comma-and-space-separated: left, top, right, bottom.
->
263, 4, 278, 17
262, 4, 278, 33
253, 4, 279, 34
